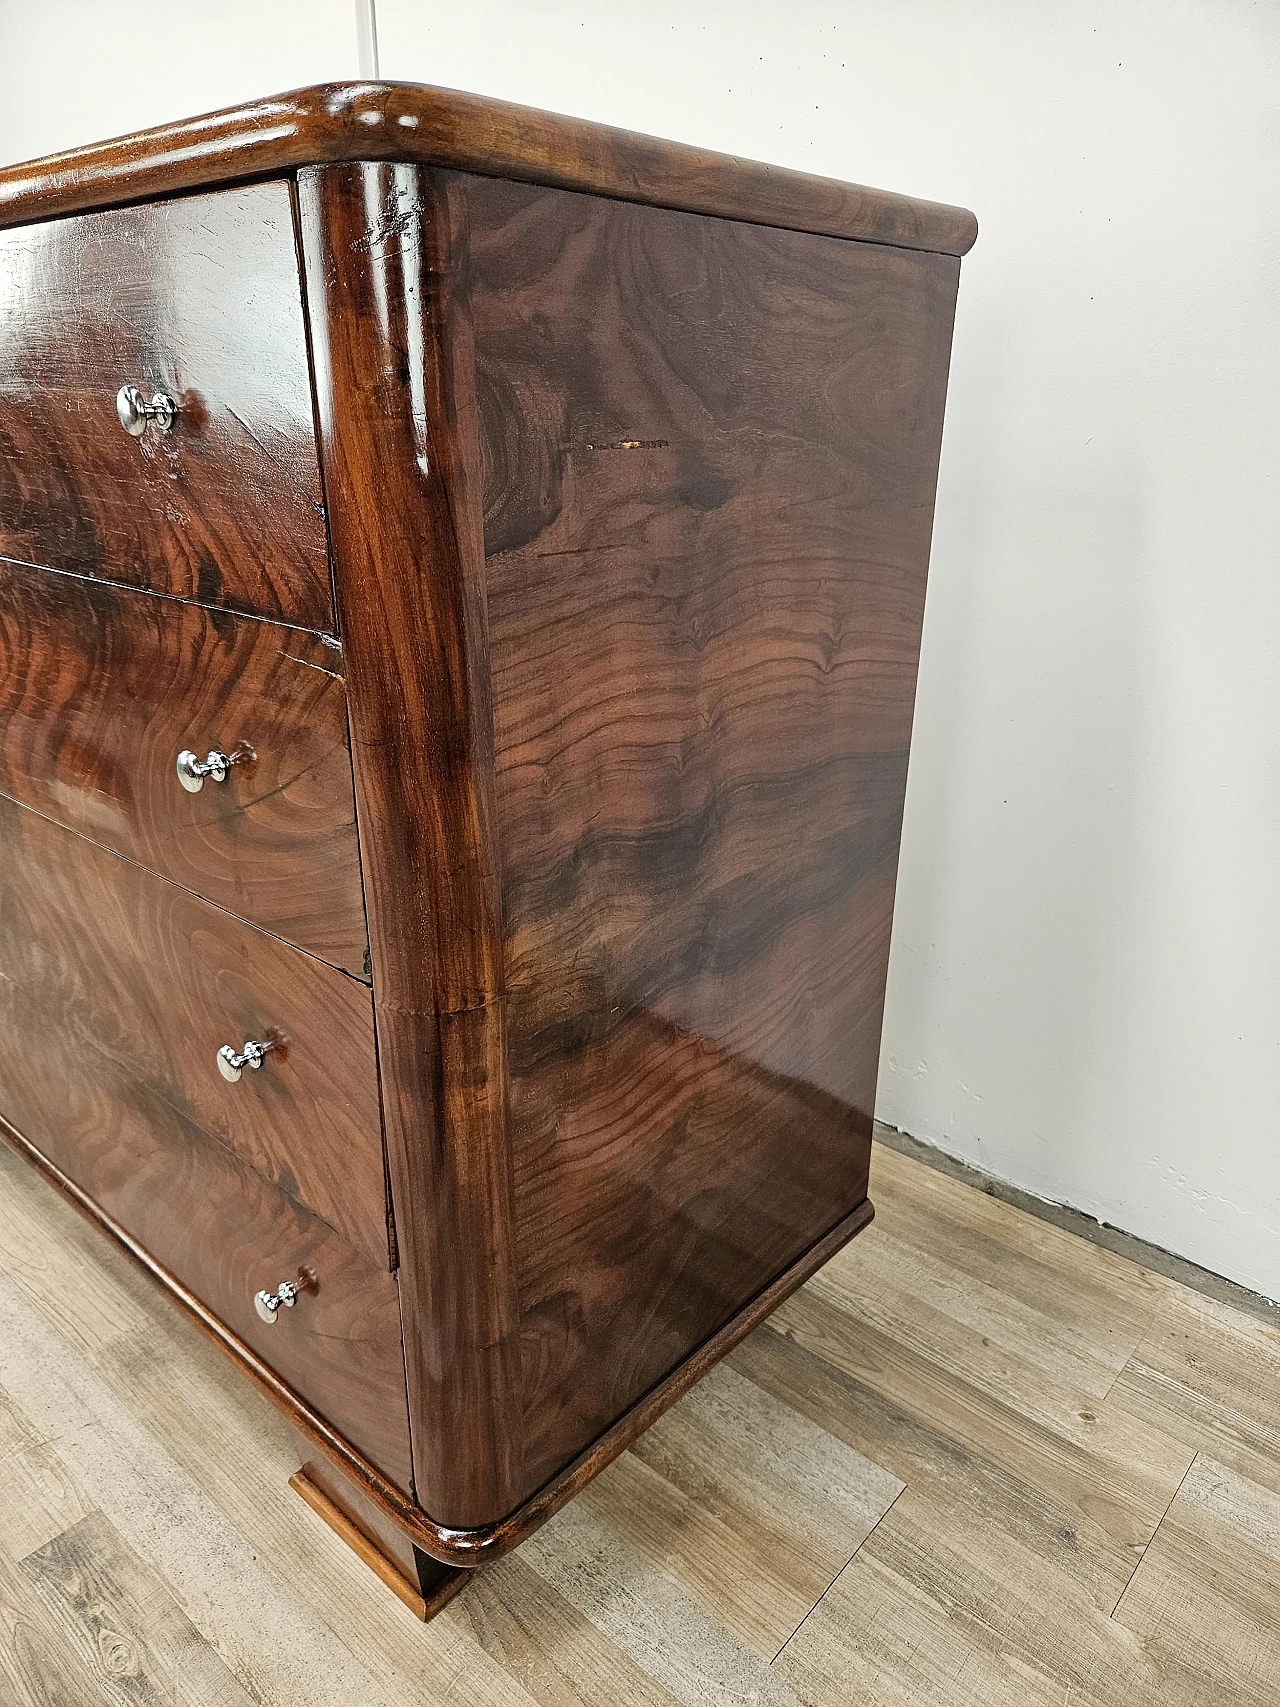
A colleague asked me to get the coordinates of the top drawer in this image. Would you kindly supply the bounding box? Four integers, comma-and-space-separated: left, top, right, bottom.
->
0, 181, 331, 629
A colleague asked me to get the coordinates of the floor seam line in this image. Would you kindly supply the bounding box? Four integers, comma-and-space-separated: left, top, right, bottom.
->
769, 1483, 906, 1666
1107, 1451, 1199, 1621
1099, 1350, 1134, 1406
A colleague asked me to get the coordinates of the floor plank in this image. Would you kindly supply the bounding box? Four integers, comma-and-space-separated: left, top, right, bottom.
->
869, 1144, 1172, 1367
851, 1482, 1186, 1707
1113, 1455, 1280, 1703
1109, 1288, 1280, 1497
0, 1131, 1275, 1705
760, 1283, 1195, 1598
0, 1381, 96, 1562
448, 1552, 686, 1707
823, 1218, 1151, 1407
0, 1145, 143, 1358
20, 1509, 257, 1707
0, 1543, 100, 1707
577, 1361, 903, 1656
516, 1498, 803, 1707
775, 1545, 1076, 1707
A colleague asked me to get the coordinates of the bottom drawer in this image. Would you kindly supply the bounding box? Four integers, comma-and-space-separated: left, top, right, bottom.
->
0, 795, 413, 1492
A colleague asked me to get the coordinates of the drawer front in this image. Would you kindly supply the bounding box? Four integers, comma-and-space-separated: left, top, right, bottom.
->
0, 559, 368, 977
0, 796, 410, 1487
0, 793, 391, 1267
0, 181, 331, 628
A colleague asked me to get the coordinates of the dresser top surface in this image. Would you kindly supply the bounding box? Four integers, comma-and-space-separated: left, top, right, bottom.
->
0, 81, 976, 257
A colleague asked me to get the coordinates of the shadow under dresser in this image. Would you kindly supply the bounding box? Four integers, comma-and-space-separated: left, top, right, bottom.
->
0, 82, 975, 1620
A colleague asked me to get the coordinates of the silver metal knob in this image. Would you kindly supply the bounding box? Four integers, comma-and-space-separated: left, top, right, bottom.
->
217, 1037, 276, 1082
116, 383, 177, 436
254, 1277, 307, 1323
176, 745, 253, 793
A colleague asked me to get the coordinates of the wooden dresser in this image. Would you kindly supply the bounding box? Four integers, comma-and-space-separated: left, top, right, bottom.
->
0, 83, 975, 1618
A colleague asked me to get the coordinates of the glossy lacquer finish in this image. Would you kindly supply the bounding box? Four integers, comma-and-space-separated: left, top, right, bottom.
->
0, 180, 331, 627
0, 561, 367, 974
0, 85, 972, 1580
299, 163, 522, 1533
296, 159, 959, 1535
0, 793, 391, 1273
464, 176, 959, 1494
0, 83, 978, 258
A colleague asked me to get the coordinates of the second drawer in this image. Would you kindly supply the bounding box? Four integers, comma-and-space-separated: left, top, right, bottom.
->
0, 558, 368, 977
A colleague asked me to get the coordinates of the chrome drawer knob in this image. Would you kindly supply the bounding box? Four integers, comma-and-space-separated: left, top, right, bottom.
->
217, 1037, 275, 1082
176, 745, 253, 792
254, 1277, 307, 1323
116, 383, 177, 436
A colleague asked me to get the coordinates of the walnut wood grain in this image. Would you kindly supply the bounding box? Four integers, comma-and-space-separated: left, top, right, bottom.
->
461, 176, 960, 1494
0, 560, 367, 975
0, 84, 977, 258
298, 162, 523, 1534
0, 91, 971, 1589
0, 793, 391, 1273
0, 180, 331, 627
296, 164, 960, 1528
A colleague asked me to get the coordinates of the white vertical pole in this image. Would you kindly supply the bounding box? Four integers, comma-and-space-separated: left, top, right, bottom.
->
355, 0, 380, 79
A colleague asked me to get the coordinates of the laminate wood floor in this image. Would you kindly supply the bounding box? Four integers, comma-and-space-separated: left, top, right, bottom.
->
1, 1131, 1276, 1705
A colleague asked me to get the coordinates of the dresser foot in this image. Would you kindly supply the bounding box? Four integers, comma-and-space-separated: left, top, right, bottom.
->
290, 1463, 471, 1621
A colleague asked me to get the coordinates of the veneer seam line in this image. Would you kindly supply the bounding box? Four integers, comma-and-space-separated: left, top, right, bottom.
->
0, 552, 341, 644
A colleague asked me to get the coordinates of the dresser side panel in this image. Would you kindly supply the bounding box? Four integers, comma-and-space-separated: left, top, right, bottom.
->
464, 174, 961, 1492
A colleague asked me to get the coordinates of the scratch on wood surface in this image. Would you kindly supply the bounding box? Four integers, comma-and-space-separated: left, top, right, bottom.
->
227, 406, 287, 472
586, 438, 671, 451
352, 188, 422, 256
280, 650, 343, 680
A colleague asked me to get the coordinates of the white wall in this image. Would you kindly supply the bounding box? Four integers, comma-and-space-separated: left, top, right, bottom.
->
0, 2, 357, 167
379, 0, 1280, 1301
2, 3, 1277, 1297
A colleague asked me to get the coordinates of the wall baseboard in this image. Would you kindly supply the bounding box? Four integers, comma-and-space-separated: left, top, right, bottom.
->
874, 1121, 1280, 1326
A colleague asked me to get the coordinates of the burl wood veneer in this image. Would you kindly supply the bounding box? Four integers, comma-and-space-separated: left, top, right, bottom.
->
0, 83, 974, 1612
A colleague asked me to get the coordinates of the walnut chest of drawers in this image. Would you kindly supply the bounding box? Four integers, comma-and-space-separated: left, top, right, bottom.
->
0, 82, 975, 1616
